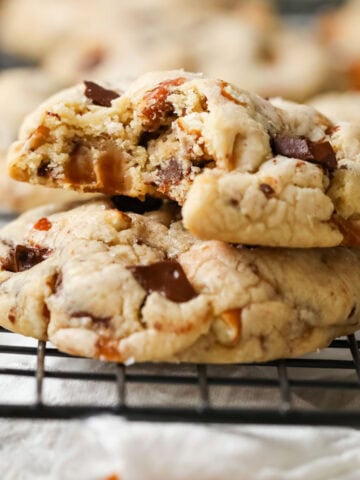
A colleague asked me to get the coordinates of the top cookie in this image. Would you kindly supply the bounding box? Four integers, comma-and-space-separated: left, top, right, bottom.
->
7, 70, 360, 247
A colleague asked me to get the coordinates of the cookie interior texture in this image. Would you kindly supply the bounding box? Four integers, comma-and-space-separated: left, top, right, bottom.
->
7, 70, 360, 247
0, 197, 359, 363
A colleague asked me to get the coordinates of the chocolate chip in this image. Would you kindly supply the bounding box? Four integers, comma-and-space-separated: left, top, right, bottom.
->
111, 195, 162, 214
259, 183, 274, 198
128, 260, 198, 303
138, 127, 168, 148
271, 135, 337, 171
156, 158, 184, 187
84, 80, 120, 107
2, 245, 51, 273
37, 161, 51, 177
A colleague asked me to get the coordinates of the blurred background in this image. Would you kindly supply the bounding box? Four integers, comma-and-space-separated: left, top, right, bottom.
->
0, 0, 359, 213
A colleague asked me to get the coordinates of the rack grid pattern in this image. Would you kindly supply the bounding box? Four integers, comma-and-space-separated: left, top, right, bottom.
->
0, 327, 359, 425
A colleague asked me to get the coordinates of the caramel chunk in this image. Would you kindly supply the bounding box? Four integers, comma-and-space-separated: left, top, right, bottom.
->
29, 126, 50, 150
33, 217, 52, 231
95, 337, 122, 362
128, 260, 197, 303
271, 135, 337, 171
141, 78, 185, 130
213, 308, 242, 346
84, 80, 120, 107
65, 143, 96, 184
332, 214, 360, 246
3, 245, 51, 273
111, 195, 162, 214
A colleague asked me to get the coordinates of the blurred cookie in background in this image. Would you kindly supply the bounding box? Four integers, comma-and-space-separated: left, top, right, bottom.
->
43, 2, 333, 102
0, 68, 61, 147
309, 91, 360, 124
193, 17, 334, 102
0, 68, 95, 212
0, 0, 136, 60
318, 0, 360, 90
0, 0, 270, 61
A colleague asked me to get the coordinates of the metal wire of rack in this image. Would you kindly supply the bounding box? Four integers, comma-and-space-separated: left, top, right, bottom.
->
0, 327, 359, 426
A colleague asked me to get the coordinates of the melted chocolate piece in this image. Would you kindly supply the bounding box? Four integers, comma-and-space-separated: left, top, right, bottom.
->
84, 80, 120, 107
128, 261, 198, 303
259, 183, 274, 198
271, 135, 337, 171
3, 245, 51, 273
156, 158, 184, 187
111, 195, 162, 214
37, 161, 51, 177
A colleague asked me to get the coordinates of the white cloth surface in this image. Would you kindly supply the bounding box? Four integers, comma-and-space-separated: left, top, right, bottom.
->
0, 332, 359, 479
0, 418, 360, 480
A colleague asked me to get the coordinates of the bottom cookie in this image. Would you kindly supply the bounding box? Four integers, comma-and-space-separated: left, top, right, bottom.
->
0, 197, 358, 363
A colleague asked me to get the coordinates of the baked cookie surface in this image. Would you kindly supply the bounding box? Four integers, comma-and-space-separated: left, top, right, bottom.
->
7, 70, 360, 246
0, 197, 359, 363
309, 91, 360, 124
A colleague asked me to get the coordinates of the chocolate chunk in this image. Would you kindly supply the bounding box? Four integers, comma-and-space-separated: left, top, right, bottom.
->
111, 195, 162, 214
259, 183, 274, 198
128, 260, 198, 303
37, 161, 51, 177
84, 80, 120, 107
2, 245, 51, 273
156, 158, 184, 187
271, 135, 337, 171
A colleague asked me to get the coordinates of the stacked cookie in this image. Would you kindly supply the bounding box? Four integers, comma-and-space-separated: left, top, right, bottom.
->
1, 71, 360, 364
0, 68, 95, 212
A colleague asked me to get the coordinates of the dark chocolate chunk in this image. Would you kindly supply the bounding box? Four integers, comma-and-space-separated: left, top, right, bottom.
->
37, 161, 51, 177
111, 195, 162, 214
128, 260, 198, 303
2, 245, 51, 273
84, 80, 120, 107
156, 158, 184, 187
259, 183, 274, 198
271, 135, 337, 171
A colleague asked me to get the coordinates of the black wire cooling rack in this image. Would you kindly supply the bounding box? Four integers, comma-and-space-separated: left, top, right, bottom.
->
0, 327, 359, 426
